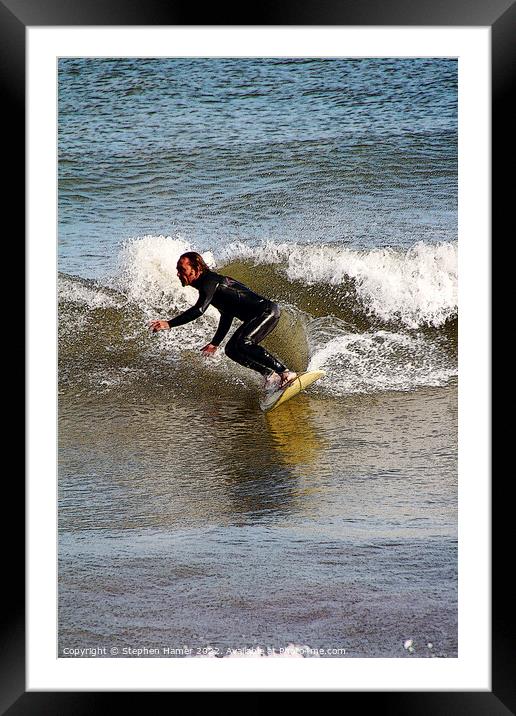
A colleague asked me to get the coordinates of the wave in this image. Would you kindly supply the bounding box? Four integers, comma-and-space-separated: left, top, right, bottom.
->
58, 235, 457, 398
219, 239, 457, 329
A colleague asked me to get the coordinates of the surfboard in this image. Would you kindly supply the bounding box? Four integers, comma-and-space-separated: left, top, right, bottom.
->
259, 370, 326, 412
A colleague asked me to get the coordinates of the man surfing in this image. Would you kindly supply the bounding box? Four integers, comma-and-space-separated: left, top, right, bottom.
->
149, 252, 298, 393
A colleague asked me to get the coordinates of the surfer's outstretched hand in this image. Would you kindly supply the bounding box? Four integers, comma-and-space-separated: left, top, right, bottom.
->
200, 343, 218, 356
149, 320, 170, 333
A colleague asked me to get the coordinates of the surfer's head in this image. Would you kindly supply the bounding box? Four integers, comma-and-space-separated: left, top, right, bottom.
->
176, 252, 209, 286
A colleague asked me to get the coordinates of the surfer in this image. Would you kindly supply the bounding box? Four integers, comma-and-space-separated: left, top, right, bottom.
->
149, 252, 297, 392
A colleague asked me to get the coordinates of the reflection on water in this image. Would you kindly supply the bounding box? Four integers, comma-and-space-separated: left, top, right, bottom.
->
59, 383, 457, 657
265, 395, 328, 468
59, 384, 456, 535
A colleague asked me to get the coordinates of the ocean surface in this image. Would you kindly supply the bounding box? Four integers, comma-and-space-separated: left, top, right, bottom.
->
58, 57, 458, 658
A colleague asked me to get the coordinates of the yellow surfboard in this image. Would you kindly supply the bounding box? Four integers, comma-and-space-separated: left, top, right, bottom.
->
260, 370, 326, 412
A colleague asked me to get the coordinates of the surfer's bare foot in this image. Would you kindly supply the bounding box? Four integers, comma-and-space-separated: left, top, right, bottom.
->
263, 372, 282, 393
279, 370, 297, 388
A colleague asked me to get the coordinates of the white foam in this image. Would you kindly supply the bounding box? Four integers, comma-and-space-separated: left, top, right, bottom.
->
58, 275, 123, 309
222, 239, 457, 328
308, 329, 456, 394
115, 234, 214, 309
115, 235, 222, 350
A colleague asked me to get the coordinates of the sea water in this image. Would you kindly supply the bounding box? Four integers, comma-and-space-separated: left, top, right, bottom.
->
58, 57, 457, 658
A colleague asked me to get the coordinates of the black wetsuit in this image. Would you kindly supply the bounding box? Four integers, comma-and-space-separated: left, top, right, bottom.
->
167, 270, 286, 377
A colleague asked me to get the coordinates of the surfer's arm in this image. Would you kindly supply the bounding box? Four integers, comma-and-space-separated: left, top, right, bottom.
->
211, 312, 234, 346
167, 304, 203, 328
167, 275, 219, 329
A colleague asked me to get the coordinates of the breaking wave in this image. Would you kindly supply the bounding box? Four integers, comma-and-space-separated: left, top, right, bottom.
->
58, 235, 457, 399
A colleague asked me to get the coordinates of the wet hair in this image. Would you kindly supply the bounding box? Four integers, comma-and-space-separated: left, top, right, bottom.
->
177, 251, 210, 275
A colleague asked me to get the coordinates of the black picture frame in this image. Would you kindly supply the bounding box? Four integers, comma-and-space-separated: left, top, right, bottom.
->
9, 0, 508, 709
